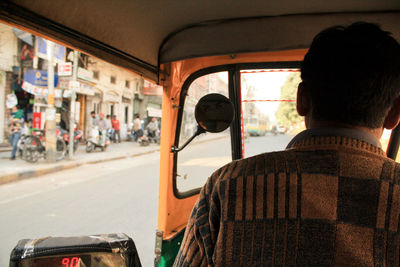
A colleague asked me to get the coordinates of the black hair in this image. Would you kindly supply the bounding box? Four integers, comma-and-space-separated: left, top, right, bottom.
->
90, 111, 95, 115
301, 22, 400, 128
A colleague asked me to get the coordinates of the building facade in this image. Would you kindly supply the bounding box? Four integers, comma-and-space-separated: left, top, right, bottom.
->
0, 22, 162, 145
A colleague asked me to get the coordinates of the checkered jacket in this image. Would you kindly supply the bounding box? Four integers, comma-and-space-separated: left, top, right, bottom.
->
174, 136, 400, 266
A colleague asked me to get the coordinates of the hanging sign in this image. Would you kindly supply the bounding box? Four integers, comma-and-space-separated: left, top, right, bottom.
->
36, 37, 66, 62
58, 62, 72, 76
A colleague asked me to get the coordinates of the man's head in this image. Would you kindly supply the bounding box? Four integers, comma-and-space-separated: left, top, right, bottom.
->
152, 117, 157, 122
298, 22, 400, 130
135, 114, 139, 119
113, 115, 117, 119
90, 111, 95, 118
99, 112, 104, 119
106, 115, 110, 119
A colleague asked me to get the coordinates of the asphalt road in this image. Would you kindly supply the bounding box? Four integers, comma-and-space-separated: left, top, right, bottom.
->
0, 134, 293, 267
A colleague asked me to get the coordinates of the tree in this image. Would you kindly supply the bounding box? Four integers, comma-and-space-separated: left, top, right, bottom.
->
275, 73, 302, 126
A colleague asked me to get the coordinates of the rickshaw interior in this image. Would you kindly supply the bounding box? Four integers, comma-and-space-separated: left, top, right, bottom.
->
1, 0, 400, 266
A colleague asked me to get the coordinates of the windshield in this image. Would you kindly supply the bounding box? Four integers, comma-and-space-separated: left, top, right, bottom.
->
241, 69, 300, 158
240, 69, 394, 159
176, 72, 231, 193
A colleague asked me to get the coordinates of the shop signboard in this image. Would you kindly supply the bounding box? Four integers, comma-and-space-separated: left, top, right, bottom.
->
46, 108, 56, 121
147, 106, 162, 118
32, 112, 41, 129
142, 80, 162, 96
77, 67, 94, 82
24, 69, 58, 87
58, 78, 95, 96
104, 93, 120, 103
58, 62, 72, 76
36, 37, 66, 63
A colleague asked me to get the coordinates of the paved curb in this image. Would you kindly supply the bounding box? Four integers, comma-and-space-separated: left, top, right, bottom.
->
0, 148, 160, 185
0, 133, 229, 185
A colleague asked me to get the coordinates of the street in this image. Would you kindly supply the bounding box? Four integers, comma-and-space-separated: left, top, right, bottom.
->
0, 133, 292, 267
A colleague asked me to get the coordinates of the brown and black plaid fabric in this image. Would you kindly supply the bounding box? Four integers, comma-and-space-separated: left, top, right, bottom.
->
174, 136, 400, 266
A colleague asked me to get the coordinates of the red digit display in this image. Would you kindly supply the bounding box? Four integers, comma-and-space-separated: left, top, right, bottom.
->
61, 258, 70, 267
61, 257, 79, 267
71, 257, 79, 267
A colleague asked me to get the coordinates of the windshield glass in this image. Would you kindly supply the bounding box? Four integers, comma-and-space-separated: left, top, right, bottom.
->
176, 72, 231, 193
241, 69, 300, 158
240, 69, 394, 159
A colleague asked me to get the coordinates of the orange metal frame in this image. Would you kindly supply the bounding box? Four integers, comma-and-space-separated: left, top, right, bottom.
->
157, 49, 307, 239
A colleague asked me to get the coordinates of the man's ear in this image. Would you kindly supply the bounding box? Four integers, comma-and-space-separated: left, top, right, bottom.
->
296, 82, 310, 116
383, 96, 400, 130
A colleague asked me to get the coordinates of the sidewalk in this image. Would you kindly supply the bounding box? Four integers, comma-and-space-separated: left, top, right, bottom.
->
0, 132, 228, 185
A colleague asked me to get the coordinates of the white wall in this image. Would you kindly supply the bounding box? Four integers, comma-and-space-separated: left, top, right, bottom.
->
87, 57, 139, 139
0, 24, 18, 144
0, 24, 18, 72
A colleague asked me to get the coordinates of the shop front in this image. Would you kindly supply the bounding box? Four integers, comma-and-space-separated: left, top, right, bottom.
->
21, 69, 60, 130
58, 77, 95, 137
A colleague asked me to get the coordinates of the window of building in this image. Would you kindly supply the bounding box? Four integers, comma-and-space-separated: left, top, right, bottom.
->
125, 106, 129, 124
110, 104, 114, 117
93, 70, 99, 80
125, 80, 130, 88
110, 76, 116, 84
93, 103, 100, 114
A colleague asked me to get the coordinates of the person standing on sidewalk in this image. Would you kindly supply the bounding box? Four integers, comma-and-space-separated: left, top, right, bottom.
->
8, 106, 24, 160
111, 115, 121, 143
97, 112, 108, 144
133, 114, 142, 141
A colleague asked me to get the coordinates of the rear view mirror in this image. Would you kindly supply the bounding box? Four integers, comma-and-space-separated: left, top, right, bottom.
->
195, 93, 234, 133
172, 93, 234, 153
9, 233, 141, 267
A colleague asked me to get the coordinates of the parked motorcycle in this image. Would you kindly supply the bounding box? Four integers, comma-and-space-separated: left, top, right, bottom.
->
86, 126, 110, 152
137, 129, 150, 146
138, 129, 160, 146
146, 128, 161, 144
60, 127, 83, 153
22, 129, 66, 163
17, 133, 29, 159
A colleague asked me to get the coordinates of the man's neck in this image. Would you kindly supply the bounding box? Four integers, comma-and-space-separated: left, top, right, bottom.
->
309, 121, 384, 140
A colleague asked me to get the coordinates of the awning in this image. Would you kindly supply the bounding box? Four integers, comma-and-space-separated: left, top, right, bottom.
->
22, 81, 62, 97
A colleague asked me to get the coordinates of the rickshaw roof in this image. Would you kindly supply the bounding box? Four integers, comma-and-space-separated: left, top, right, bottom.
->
1, 0, 400, 81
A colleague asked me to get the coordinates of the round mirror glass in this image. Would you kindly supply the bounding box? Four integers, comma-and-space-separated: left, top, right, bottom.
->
195, 93, 234, 133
